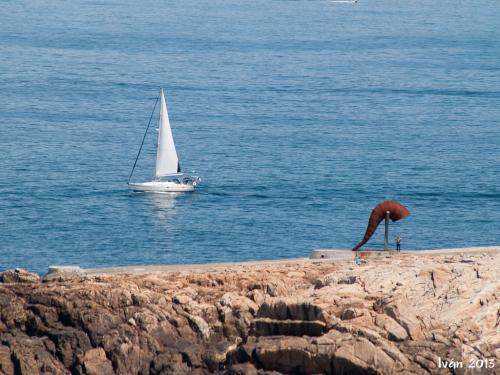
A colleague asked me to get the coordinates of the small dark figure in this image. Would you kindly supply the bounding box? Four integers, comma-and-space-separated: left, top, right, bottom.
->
396, 235, 401, 252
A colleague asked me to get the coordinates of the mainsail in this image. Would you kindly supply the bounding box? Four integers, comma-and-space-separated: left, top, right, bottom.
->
155, 89, 180, 177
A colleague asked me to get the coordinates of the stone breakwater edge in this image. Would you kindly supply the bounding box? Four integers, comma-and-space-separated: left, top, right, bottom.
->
46, 246, 500, 278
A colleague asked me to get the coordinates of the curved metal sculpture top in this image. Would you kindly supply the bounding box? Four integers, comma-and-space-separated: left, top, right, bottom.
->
352, 201, 410, 251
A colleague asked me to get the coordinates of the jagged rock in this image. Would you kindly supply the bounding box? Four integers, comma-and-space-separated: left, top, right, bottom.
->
430, 266, 451, 291
173, 294, 193, 305
246, 289, 265, 305
80, 348, 113, 375
3, 336, 69, 375
248, 281, 287, 297
0, 345, 14, 375
254, 336, 333, 374
150, 350, 189, 374
252, 318, 326, 337
337, 275, 359, 285
224, 363, 259, 375
187, 314, 211, 340
0, 268, 40, 284
177, 342, 203, 368
333, 337, 395, 374
313, 273, 337, 289
220, 293, 258, 315
382, 302, 423, 340
341, 307, 365, 320
11, 346, 39, 375
203, 340, 238, 371
257, 300, 327, 322
375, 314, 408, 342
0, 250, 496, 374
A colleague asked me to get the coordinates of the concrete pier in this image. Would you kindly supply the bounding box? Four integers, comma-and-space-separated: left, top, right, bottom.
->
47, 265, 83, 275
308, 249, 352, 260
44, 247, 500, 278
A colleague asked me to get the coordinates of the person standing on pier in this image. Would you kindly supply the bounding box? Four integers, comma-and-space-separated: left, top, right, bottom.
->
396, 235, 401, 252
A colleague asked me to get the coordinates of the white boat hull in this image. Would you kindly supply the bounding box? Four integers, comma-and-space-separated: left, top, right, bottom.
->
128, 180, 195, 192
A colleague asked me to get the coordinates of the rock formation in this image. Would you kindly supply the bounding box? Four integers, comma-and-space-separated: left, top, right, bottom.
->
0, 250, 498, 374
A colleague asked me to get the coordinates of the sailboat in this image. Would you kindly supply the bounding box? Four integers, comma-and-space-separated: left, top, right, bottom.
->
128, 88, 201, 192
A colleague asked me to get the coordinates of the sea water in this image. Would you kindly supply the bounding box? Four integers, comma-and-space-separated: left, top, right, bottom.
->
1, 0, 499, 274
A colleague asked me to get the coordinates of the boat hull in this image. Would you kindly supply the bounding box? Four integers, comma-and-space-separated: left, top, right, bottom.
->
128, 181, 195, 192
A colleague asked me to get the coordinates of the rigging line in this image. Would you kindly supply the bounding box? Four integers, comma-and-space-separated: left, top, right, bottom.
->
127, 95, 159, 184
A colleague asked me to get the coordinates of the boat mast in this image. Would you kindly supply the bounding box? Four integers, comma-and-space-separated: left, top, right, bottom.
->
127, 94, 159, 184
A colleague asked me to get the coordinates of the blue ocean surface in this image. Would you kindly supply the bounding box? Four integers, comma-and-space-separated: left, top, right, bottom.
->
1, 0, 499, 274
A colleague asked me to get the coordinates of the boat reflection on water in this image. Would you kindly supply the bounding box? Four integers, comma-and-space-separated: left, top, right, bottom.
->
148, 192, 179, 222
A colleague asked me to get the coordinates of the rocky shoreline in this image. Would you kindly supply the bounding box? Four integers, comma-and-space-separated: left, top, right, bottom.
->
0, 249, 498, 374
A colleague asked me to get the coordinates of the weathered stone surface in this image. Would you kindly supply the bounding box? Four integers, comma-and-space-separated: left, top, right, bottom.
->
0, 345, 14, 375
0, 268, 40, 284
254, 336, 333, 374
224, 363, 259, 375
0, 250, 497, 374
375, 314, 408, 342
252, 318, 326, 337
333, 337, 395, 374
257, 300, 327, 321
341, 307, 365, 320
80, 348, 113, 375
338, 275, 359, 285
382, 303, 423, 341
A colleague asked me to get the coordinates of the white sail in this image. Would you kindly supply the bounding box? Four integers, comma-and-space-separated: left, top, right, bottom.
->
155, 88, 179, 177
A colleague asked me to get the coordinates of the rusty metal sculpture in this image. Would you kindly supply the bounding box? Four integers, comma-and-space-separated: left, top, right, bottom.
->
353, 201, 410, 251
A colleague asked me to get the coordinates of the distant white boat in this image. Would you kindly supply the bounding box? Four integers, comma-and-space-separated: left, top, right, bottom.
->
128, 88, 200, 193
330, 0, 357, 3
